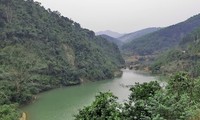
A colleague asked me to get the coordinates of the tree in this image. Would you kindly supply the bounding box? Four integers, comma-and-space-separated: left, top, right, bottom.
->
146, 92, 194, 120
123, 81, 161, 120
167, 72, 194, 98
0, 104, 20, 120
129, 81, 161, 101
74, 92, 121, 120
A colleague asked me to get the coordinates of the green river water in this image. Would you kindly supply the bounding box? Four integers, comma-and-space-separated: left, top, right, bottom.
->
22, 69, 156, 120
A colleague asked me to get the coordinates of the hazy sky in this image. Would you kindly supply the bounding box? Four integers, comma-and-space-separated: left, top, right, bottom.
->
35, 0, 200, 33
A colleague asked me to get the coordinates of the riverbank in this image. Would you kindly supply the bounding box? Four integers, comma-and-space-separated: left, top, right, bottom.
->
20, 112, 27, 120
21, 69, 155, 120
20, 69, 124, 105
20, 69, 124, 119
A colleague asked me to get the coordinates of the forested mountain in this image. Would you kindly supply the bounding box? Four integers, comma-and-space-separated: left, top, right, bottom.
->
98, 34, 123, 47
95, 30, 123, 38
151, 27, 200, 76
118, 27, 160, 43
0, 0, 124, 118
122, 14, 200, 55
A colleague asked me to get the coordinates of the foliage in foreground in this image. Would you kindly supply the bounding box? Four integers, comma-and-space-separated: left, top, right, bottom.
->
0, 104, 20, 120
74, 92, 121, 120
75, 73, 200, 120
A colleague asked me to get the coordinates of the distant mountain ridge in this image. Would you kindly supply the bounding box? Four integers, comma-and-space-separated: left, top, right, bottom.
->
122, 13, 200, 55
96, 30, 124, 38
118, 27, 161, 43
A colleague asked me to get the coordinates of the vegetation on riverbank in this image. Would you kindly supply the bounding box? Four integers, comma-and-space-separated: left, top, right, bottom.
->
75, 72, 200, 120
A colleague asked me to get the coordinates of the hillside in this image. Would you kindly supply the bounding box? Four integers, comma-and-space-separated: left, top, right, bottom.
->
151, 27, 200, 76
95, 30, 123, 38
118, 27, 160, 43
122, 14, 200, 55
98, 34, 123, 47
0, 0, 124, 118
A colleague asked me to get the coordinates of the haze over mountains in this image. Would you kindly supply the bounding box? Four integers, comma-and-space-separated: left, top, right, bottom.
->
97, 13, 200, 54
118, 27, 161, 43
95, 30, 124, 38
96, 13, 200, 77
96, 27, 161, 44
122, 14, 200, 55
113, 13, 200, 78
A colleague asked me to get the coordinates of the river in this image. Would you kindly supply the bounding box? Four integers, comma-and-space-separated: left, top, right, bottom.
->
21, 69, 156, 120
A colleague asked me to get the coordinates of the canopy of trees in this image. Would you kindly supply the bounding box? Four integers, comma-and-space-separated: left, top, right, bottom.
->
75, 73, 200, 120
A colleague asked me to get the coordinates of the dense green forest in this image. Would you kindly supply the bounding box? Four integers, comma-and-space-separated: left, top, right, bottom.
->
151, 27, 200, 77
122, 14, 200, 55
0, 0, 124, 119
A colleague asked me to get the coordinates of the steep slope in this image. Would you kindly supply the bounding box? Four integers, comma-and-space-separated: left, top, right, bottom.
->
122, 14, 200, 55
95, 30, 123, 38
98, 34, 123, 47
150, 27, 200, 76
0, 0, 124, 117
118, 27, 160, 43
